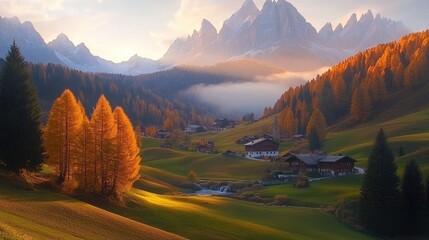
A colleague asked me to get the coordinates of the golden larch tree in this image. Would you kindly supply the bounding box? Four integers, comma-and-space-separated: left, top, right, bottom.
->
284, 109, 296, 137
350, 85, 371, 122
76, 102, 94, 190
306, 108, 327, 140
112, 107, 141, 196
44, 89, 83, 184
134, 125, 142, 149
90, 95, 117, 194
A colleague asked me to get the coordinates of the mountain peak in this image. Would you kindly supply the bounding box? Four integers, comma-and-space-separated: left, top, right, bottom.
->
319, 22, 333, 38
334, 23, 343, 33
241, 0, 259, 14
262, 0, 274, 10
346, 13, 358, 27
48, 33, 76, 56
243, 0, 256, 7
76, 42, 89, 51
6, 16, 21, 25
129, 54, 143, 62
57, 33, 69, 40
200, 19, 217, 33
221, 0, 259, 33
359, 9, 374, 22
199, 19, 217, 38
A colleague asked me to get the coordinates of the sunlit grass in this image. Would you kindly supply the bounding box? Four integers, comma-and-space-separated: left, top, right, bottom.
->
121, 188, 376, 240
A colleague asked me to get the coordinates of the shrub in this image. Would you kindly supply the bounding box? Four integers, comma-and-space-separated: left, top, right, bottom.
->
274, 195, 289, 205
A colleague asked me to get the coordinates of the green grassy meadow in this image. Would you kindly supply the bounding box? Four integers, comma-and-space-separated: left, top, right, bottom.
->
260, 176, 363, 206
117, 189, 376, 240
3, 107, 429, 239
0, 182, 184, 240
325, 108, 429, 174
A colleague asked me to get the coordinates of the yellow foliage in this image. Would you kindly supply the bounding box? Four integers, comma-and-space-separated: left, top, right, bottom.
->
112, 107, 141, 195
90, 95, 117, 194
306, 108, 327, 140
44, 89, 83, 185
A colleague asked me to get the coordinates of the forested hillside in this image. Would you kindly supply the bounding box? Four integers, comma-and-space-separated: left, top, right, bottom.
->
24, 63, 240, 127
266, 30, 429, 134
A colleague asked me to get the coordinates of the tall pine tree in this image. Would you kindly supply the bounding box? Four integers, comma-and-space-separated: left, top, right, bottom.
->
400, 159, 425, 234
308, 127, 321, 151
426, 174, 429, 217
359, 129, 400, 236
0, 41, 43, 172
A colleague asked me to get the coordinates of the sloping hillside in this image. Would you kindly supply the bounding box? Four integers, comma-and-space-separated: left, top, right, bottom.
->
0, 182, 185, 240
268, 30, 429, 134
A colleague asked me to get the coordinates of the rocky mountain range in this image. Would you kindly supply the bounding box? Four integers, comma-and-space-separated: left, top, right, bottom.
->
0, 16, 162, 75
0, 0, 410, 74
162, 0, 409, 71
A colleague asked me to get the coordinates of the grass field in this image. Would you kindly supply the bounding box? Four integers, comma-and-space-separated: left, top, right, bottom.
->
0, 182, 184, 240
191, 117, 296, 153
3, 107, 429, 240
109, 188, 376, 240
142, 138, 269, 181
325, 108, 429, 174
260, 176, 363, 206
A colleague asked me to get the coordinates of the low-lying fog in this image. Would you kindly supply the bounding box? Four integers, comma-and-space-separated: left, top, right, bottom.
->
185, 67, 329, 118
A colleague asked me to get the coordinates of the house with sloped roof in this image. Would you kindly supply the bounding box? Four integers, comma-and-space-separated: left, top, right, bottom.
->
279, 152, 357, 176
244, 138, 279, 159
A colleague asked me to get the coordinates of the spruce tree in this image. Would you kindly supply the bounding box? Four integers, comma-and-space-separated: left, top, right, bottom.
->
426, 174, 429, 217
308, 127, 321, 151
400, 159, 425, 234
0, 42, 43, 172
359, 129, 400, 236
398, 145, 405, 157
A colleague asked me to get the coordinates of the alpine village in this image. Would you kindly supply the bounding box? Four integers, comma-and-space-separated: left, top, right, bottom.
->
1, 1, 429, 239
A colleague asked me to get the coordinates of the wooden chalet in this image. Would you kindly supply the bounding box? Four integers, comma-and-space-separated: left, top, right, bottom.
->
280, 153, 356, 176
244, 138, 279, 159
196, 140, 215, 153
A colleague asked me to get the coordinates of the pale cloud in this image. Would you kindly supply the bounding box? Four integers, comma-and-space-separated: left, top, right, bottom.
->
0, 0, 65, 20
185, 67, 328, 117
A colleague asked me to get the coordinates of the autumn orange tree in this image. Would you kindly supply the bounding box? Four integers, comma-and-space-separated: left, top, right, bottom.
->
306, 108, 327, 141
134, 125, 142, 149
44, 89, 83, 185
350, 85, 371, 122
112, 107, 141, 196
91, 95, 117, 194
76, 102, 93, 189
44, 90, 141, 198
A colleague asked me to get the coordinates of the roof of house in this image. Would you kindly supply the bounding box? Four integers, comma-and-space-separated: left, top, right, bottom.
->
283, 153, 356, 165
285, 153, 324, 165
244, 138, 278, 146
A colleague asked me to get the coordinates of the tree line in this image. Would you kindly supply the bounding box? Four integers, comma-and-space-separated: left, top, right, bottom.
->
360, 129, 429, 237
266, 30, 429, 132
25, 62, 234, 129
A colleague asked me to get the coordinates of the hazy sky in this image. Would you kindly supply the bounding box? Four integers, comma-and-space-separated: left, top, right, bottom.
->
0, 0, 427, 62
